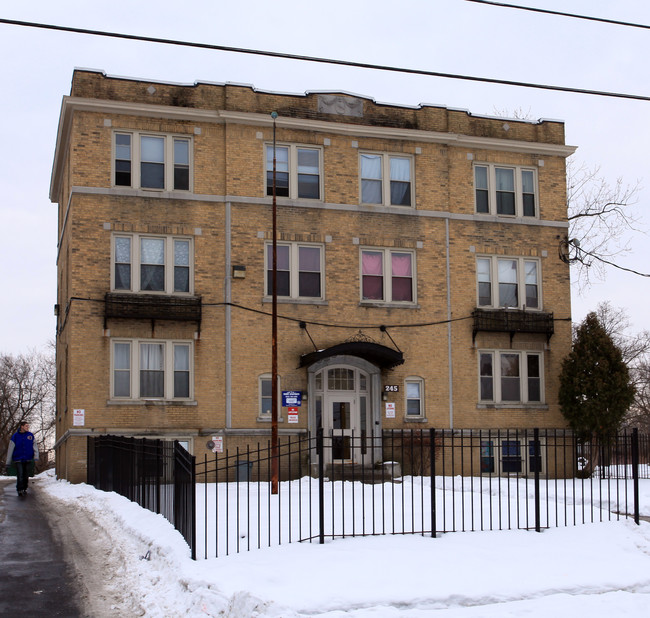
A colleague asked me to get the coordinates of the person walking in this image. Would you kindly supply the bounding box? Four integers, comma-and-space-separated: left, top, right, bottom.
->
5, 422, 39, 496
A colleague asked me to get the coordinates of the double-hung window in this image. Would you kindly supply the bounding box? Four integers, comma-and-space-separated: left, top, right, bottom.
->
479, 350, 543, 404
258, 373, 281, 420
476, 256, 540, 309
360, 153, 413, 206
474, 164, 537, 217
265, 242, 324, 300
113, 234, 193, 295
405, 377, 425, 418
361, 249, 414, 304
114, 131, 191, 191
111, 339, 193, 400
266, 145, 322, 199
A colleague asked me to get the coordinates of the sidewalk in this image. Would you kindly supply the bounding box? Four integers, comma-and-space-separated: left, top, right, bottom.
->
0, 477, 83, 616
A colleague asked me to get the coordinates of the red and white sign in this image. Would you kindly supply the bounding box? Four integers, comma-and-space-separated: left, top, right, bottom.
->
385, 402, 396, 418
211, 436, 223, 453
287, 407, 299, 423
73, 408, 85, 426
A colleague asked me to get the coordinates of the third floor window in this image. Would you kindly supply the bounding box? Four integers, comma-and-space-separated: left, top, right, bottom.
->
360, 153, 413, 207
114, 132, 191, 191
266, 145, 322, 200
474, 164, 537, 218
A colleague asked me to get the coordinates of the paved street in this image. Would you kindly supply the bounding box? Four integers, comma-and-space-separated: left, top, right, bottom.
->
0, 479, 83, 616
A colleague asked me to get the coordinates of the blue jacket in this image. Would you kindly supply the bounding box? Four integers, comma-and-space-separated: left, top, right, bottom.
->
6, 430, 39, 464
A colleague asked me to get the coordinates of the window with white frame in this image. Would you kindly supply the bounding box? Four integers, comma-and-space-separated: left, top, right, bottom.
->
111, 339, 193, 400
361, 248, 415, 304
114, 131, 191, 191
481, 437, 544, 475
405, 377, 425, 417
266, 144, 322, 200
360, 153, 413, 206
258, 373, 281, 419
476, 256, 540, 309
113, 234, 193, 295
265, 242, 323, 299
474, 164, 537, 217
479, 350, 543, 404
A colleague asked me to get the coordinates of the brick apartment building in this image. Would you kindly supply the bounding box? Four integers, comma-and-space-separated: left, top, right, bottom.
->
50, 69, 576, 482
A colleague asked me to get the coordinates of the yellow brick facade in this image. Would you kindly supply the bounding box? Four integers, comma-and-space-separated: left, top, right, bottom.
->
51, 69, 575, 482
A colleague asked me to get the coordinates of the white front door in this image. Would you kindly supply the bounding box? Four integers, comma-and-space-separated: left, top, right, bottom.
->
326, 395, 359, 463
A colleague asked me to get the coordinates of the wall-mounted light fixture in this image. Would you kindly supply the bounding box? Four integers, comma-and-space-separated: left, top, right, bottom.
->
232, 265, 246, 279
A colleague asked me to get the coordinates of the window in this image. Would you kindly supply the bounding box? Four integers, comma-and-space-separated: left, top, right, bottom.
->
476, 257, 540, 309
111, 340, 193, 400
112, 234, 193, 295
481, 437, 544, 475
479, 351, 543, 404
266, 145, 321, 199
265, 242, 323, 300
360, 153, 413, 206
361, 249, 415, 304
480, 440, 495, 473
258, 374, 281, 419
114, 132, 191, 191
405, 377, 424, 417
474, 164, 537, 217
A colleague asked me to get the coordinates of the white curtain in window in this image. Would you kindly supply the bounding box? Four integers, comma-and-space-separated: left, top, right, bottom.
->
141, 343, 164, 370
141, 238, 164, 265
361, 154, 382, 203
141, 136, 164, 162
498, 259, 518, 306
174, 240, 189, 267
495, 168, 514, 191
390, 158, 410, 181
140, 343, 164, 397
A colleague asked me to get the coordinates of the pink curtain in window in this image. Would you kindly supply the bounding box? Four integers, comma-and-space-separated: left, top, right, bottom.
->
391, 253, 412, 301
391, 253, 412, 276
362, 252, 383, 300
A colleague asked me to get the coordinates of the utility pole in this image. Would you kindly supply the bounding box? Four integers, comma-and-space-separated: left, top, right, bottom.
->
271, 111, 279, 495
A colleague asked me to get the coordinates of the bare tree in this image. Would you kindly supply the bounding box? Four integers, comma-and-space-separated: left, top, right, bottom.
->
491, 110, 645, 289
0, 346, 55, 470
563, 160, 644, 290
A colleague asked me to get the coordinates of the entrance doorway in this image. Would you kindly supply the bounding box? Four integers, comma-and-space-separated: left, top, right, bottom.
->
327, 396, 358, 462
310, 363, 378, 466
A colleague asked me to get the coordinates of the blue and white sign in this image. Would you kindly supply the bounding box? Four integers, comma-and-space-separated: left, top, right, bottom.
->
282, 390, 302, 407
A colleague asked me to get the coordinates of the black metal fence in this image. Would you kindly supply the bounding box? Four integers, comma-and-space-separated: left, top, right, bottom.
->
87, 435, 196, 558
87, 429, 648, 561
194, 428, 647, 559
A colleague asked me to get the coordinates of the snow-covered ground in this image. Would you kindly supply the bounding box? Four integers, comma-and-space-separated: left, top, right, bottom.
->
23, 472, 650, 616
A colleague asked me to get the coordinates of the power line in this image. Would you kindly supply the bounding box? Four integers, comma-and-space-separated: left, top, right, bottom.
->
577, 248, 650, 278
465, 1, 650, 30
1, 17, 650, 102
63, 297, 571, 330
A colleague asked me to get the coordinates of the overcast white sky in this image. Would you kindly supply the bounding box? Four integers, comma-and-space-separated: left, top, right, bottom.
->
1, 0, 649, 355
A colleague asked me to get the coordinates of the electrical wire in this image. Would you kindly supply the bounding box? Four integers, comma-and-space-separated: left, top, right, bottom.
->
1, 17, 650, 102
62, 296, 572, 330
465, 1, 650, 31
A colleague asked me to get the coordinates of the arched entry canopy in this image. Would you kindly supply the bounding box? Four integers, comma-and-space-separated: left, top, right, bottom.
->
299, 341, 404, 370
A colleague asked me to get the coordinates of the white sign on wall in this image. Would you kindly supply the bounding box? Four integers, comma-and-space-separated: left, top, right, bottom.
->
73, 408, 85, 426
385, 402, 396, 418
212, 436, 223, 453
